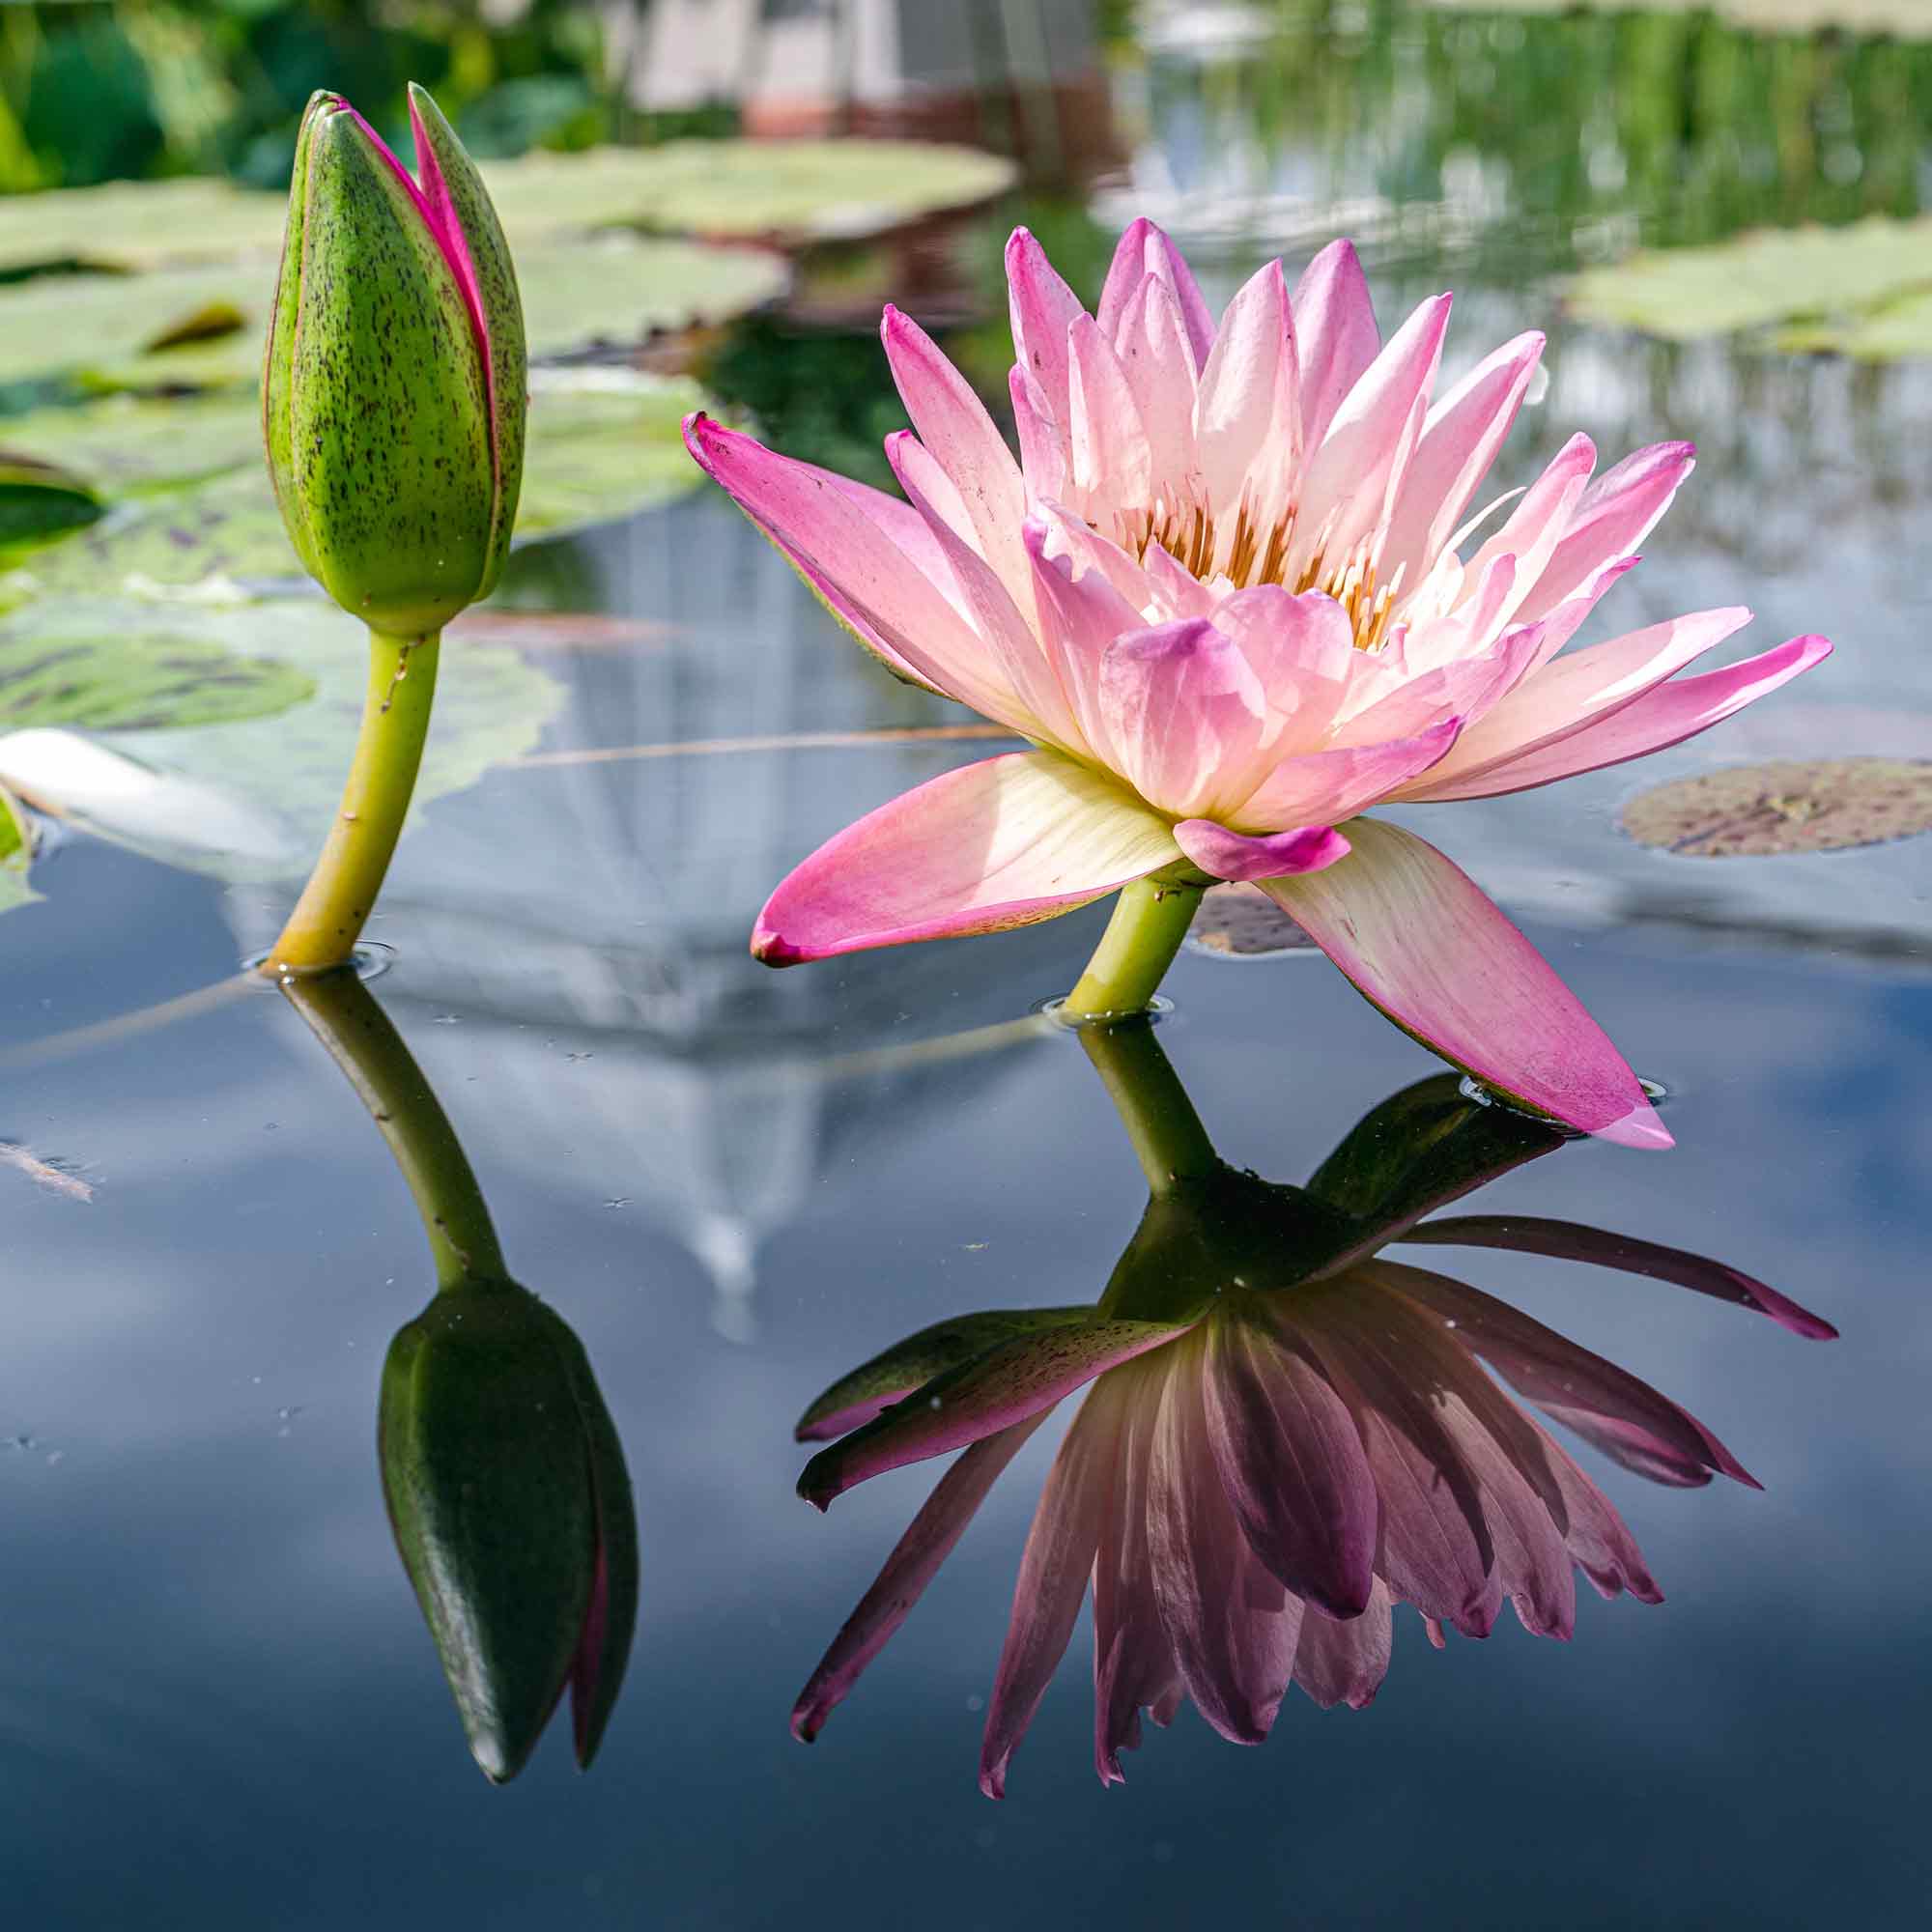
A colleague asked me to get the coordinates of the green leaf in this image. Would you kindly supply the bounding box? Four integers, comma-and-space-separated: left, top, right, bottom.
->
477, 138, 1018, 243
0, 450, 102, 549
0, 595, 565, 884
0, 178, 287, 277
1431, 0, 1932, 35
1567, 216, 1932, 348
0, 781, 40, 917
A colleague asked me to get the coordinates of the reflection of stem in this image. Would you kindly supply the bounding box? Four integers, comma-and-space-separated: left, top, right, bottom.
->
1062, 875, 1205, 1019
259, 628, 440, 977
281, 969, 506, 1293
1079, 1018, 1219, 1195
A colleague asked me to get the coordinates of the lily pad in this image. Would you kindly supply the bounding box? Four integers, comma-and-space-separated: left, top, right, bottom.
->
1567, 217, 1932, 347
1431, 1, 1932, 36
0, 450, 101, 548
0, 608, 313, 730
0, 378, 704, 601
0, 235, 787, 395
0, 596, 565, 883
1622, 758, 1932, 856
0, 177, 288, 276
0, 391, 266, 493
1184, 882, 1319, 959
478, 138, 1019, 244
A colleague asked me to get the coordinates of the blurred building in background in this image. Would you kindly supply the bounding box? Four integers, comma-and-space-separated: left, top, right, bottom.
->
609, 0, 1114, 179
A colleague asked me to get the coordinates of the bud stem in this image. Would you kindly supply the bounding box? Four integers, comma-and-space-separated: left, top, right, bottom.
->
258, 627, 440, 977
281, 967, 507, 1291
1062, 875, 1204, 1020
1079, 1016, 1220, 1195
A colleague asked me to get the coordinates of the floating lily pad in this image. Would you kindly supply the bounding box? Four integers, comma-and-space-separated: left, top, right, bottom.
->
1568, 217, 1932, 348
0, 450, 101, 547
0, 379, 704, 601
0, 596, 565, 883
1622, 758, 1932, 856
0, 177, 288, 276
1185, 883, 1319, 959
1431, 0, 1932, 36
478, 138, 1018, 244
0, 391, 266, 493
0, 235, 786, 396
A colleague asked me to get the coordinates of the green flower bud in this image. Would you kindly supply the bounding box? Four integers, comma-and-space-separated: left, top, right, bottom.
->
379, 1282, 638, 1783
264, 85, 526, 635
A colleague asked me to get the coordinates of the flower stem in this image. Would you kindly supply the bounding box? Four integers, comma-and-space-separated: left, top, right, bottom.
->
258, 627, 440, 978
1062, 875, 1205, 1019
1079, 1017, 1220, 1195
280, 968, 506, 1293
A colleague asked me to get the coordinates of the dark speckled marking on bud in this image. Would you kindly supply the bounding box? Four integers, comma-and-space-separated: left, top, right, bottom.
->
265, 90, 525, 636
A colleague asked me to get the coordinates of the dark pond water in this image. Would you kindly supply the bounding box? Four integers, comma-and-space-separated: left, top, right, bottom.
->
5, 5, 1930, 1927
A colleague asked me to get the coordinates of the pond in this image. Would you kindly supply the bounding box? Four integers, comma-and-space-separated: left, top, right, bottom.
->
1, 4, 1927, 1926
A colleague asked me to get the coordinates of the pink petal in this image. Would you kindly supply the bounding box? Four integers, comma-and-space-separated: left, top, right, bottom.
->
1146, 1347, 1299, 1745
1515, 440, 1696, 623
1193, 261, 1299, 531
1006, 226, 1087, 434
1399, 1215, 1837, 1341
684, 413, 1023, 719
1096, 618, 1271, 818
1201, 1316, 1379, 1617
1379, 330, 1545, 585
1009, 364, 1067, 502
1213, 586, 1359, 734
1098, 216, 1217, 373
1024, 517, 1142, 752
797, 1305, 1197, 1509
1296, 293, 1453, 572
1540, 1434, 1663, 1605
1068, 313, 1152, 515
1461, 432, 1598, 636
1291, 240, 1381, 451
1259, 819, 1670, 1148
753, 751, 1179, 970
881, 304, 1027, 586
1406, 633, 1832, 803
791, 1415, 1047, 1744
980, 1389, 1122, 1799
1334, 620, 1545, 747
1292, 1577, 1394, 1709
1234, 717, 1463, 830
1382, 1262, 1759, 1491
1173, 821, 1351, 884
1113, 274, 1204, 492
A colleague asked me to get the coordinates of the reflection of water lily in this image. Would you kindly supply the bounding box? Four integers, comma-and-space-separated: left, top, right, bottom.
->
687, 220, 1831, 1143
790, 1026, 1832, 1796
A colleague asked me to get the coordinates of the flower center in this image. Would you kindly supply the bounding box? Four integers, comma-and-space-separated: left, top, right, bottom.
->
1122, 494, 1406, 652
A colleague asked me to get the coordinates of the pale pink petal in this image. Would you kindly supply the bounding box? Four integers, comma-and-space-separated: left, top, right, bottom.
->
796, 1305, 1196, 1509
1406, 633, 1831, 803
980, 1391, 1121, 1799
1212, 587, 1358, 737
1113, 275, 1203, 491
1028, 498, 1162, 612
1232, 718, 1463, 834
1460, 432, 1598, 634
1381, 1262, 1759, 1491
791, 1414, 1047, 1744
1258, 818, 1670, 1148
881, 304, 1028, 590
1291, 239, 1381, 451
1009, 364, 1068, 502
684, 414, 1023, 720
886, 434, 1085, 753
1146, 1345, 1299, 1745
1292, 1577, 1394, 1709
1398, 1214, 1837, 1340
753, 751, 1181, 969
1193, 261, 1300, 534
1201, 1316, 1379, 1618
1393, 553, 1520, 674
1068, 313, 1152, 517
1092, 1370, 1182, 1784
1098, 216, 1217, 373
1172, 821, 1350, 884
1333, 620, 1545, 747
1024, 517, 1143, 751
1379, 330, 1545, 584
1396, 605, 1754, 794
1007, 226, 1088, 432
1096, 618, 1272, 818
1296, 293, 1453, 573
1514, 440, 1696, 623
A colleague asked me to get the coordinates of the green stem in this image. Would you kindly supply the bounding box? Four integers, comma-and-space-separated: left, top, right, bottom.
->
280, 968, 506, 1293
259, 627, 440, 978
1062, 875, 1205, 1019
1079, 1018, 1220, 1195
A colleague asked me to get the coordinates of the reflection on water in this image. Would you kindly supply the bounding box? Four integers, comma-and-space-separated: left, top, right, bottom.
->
792, 1018, 1832, 1795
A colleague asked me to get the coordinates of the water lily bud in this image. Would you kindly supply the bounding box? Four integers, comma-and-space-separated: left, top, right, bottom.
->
379, 1282, 638, 1783
264, 84, 526, 635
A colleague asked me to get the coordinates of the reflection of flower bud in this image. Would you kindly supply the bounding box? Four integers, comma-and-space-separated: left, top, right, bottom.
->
263, 85, 526, 635
379, 1283, 637, 1783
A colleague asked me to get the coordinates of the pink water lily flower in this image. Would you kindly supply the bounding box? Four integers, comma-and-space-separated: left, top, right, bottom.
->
685, 219, 1832, 1146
